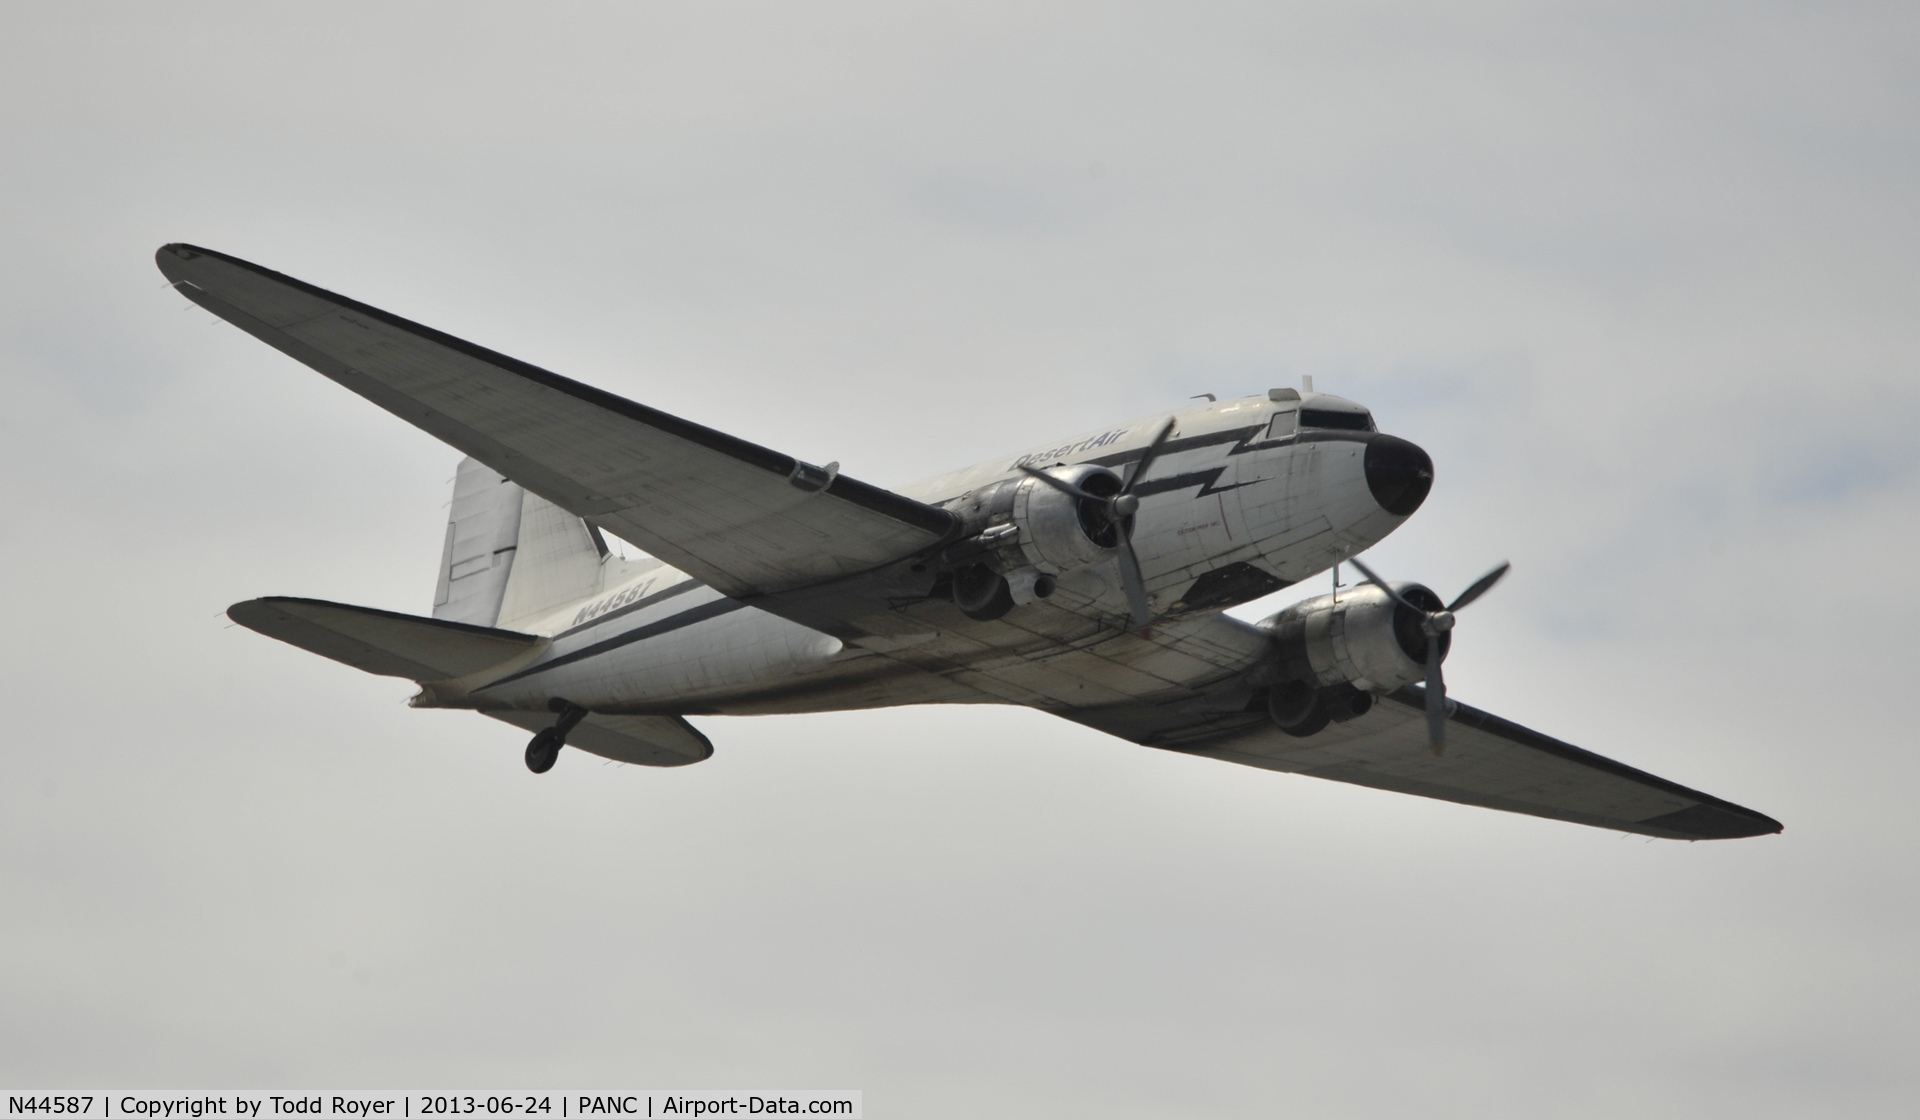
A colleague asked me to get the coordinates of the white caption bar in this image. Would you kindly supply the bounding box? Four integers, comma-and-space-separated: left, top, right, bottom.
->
1, 1095, 860, 1120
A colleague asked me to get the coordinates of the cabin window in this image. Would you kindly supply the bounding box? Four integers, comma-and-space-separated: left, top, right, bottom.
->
1299, 408, 1374, 432
1266, 411, 1298, 439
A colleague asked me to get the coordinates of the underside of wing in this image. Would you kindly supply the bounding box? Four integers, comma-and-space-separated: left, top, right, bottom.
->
230, 597, 543, 681
482, 710, 712, 768
1074, 688, 1781, 840
159, 244, 956, 603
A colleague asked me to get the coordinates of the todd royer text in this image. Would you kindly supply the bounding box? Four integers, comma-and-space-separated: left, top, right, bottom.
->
4, 1093, 858, 1120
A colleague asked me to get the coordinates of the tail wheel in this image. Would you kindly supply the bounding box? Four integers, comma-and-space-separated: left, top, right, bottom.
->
525, 729, 562, 773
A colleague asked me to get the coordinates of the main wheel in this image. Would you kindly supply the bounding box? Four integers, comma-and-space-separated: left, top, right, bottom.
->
525, 729, 562, 774
953, 563, 1015, 621
1280, 706, 1331, 738
1269, 682, 1330, 738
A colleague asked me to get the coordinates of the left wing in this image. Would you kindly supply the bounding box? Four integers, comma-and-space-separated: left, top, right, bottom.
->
158, 244, 956, 603
1068, 688, 1781, 840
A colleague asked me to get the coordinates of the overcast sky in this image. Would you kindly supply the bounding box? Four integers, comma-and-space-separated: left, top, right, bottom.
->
4, 3, 1917, 1116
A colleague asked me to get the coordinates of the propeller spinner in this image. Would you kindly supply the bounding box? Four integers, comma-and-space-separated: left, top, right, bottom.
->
1346, 556, 1510, 754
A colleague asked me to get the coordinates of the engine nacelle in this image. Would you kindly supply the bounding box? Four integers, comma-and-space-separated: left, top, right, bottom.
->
1258, 581, 1450, 695
935, 465, 1125, 620
1010, 464, 1127, 575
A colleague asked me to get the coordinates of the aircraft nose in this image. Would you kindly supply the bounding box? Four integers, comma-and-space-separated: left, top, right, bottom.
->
1365, 434, 1434, 516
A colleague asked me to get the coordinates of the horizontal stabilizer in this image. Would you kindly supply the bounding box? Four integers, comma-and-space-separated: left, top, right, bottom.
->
229, 597, 543, 681
484, 710, 712, 768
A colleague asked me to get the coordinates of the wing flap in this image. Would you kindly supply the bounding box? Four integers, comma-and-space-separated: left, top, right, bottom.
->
160, 244, 955, 602
229, 597, 543, 681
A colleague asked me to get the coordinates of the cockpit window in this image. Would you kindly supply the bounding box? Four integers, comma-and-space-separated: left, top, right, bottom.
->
1266, 411, 1297, 439
1299, 408, 1374, 432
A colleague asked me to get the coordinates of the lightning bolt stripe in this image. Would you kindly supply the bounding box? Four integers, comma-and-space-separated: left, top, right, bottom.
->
1133, 467, 1249, 498
1077, 426, 1371, 501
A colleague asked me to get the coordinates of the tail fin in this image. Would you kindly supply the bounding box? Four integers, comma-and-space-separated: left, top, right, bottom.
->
495, 488, 610, 630
434, 456, 647, 630
433, 458, 524, 627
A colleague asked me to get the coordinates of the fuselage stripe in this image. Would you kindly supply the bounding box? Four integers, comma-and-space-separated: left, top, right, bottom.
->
557, 577, 706, 638
481, 596, 749, 688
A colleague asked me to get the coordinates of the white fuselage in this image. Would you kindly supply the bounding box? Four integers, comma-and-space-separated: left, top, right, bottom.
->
428, 391, 1415, 719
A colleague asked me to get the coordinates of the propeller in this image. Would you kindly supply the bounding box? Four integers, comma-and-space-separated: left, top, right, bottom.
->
1019, 417, 1177, 635
1345, 556, 1510, 754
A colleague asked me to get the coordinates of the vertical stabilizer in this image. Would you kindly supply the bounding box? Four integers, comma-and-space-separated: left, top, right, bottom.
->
496, 492, 614, 630
435, 457, 660, 632
433, 458, 524, 627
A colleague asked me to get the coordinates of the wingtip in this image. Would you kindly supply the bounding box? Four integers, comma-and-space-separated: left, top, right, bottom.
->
225, 598, 275, 634
1639, 802, 1784, 840
155, 242, 204, 284
1727, 807, 1785, 838
156, 242, 233, 278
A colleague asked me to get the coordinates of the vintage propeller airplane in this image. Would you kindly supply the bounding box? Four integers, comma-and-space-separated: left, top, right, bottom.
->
158, 243, 1781, 841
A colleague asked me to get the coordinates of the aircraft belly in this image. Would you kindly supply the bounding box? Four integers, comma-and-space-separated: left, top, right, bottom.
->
478, 600, 847, 711
834, 604, 1267, 712
687, 650, 989, 715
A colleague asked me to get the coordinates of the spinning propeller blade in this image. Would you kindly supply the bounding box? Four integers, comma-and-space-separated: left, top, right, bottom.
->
1447, 561, 1510, 612
1124, 418, 1178, 494
1346, 555, 1510, 754
1018, 465, 1099, 502
1346, 557, 1414, 611
1425, 634, 1447, 752
1115, 543, 1153, 635
1112, 418, 1175, 635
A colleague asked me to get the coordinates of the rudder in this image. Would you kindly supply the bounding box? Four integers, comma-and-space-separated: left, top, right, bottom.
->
433, 458, 524, 626
496, 490, 611, 630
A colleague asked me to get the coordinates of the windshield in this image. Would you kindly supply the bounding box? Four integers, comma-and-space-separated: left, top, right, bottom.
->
1298, 408, 1374, 432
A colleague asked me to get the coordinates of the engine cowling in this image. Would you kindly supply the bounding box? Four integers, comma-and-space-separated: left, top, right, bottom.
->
1258, 581, 1450, 695
934, 464, 1126, 620
1009, 464, 1128, 574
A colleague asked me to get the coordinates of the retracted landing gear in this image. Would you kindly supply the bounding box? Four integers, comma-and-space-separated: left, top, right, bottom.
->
525, 699, 589, 774
1267, 681, 1374, 739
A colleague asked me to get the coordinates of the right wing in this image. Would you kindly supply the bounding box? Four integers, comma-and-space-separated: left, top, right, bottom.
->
1069, 687, 1782, 841
159, 244, 957, 603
